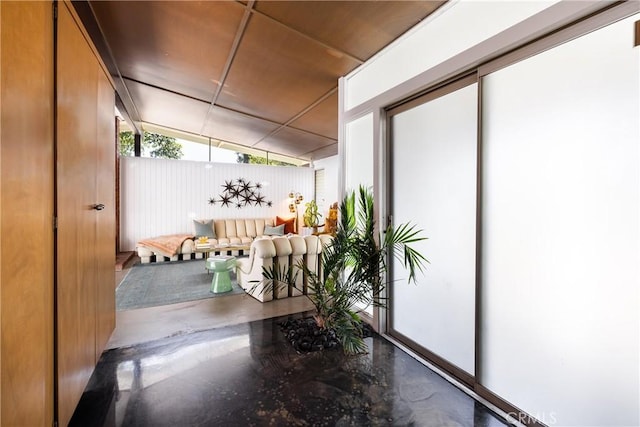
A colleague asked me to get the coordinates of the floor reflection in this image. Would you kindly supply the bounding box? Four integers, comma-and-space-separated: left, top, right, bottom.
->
70, 313, 511, 427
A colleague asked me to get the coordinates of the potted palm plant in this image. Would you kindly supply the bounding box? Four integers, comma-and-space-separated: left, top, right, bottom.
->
260, 185, 428, 354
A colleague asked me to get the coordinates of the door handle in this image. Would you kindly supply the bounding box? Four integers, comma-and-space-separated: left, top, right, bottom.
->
93, 204, 105, 211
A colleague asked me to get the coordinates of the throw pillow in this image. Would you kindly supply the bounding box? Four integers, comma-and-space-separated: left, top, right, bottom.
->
263, 224, 285, 236
193, 219, 216, 238
276, 216, 296, 234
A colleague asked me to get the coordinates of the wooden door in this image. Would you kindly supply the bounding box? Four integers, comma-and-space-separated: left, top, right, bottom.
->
56, 3, 116, 425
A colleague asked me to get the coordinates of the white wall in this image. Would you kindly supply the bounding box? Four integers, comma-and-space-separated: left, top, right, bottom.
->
119, 157, 313, 251
345, 0, 558, 110
313, 155, 339, 208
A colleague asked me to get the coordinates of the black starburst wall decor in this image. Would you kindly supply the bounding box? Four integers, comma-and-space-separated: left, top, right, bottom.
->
208, 178, 273, 209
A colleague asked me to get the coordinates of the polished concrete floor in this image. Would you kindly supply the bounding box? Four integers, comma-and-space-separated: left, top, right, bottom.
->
70, 260, 511, 426
109, 258, 314, 349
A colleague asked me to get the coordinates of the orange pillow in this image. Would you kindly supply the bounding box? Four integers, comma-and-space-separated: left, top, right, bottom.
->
276, 216, 296, 234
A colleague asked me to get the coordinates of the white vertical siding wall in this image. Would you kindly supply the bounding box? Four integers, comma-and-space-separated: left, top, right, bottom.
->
119, 157, 314, 251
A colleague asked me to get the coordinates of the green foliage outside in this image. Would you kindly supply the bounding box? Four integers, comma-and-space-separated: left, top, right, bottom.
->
118, 131, 183, 159
119, 131, 136, 156
236, 153, 294, 167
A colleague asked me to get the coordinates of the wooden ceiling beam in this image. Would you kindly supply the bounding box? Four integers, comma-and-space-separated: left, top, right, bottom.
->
201, 0, 256, 135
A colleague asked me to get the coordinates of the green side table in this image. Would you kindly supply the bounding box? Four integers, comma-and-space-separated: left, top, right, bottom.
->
205, 256, 236, 293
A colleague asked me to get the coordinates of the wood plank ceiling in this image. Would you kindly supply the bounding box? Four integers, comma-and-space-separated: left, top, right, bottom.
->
82, 1, 445, 162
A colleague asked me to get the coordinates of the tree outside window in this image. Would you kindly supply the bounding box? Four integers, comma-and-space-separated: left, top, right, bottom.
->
118, 131, 183, 160
236, 153, 294, 166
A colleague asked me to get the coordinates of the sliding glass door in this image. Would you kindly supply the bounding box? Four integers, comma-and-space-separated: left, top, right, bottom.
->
387, 77, 478, 380
479, 13, 639, 425
385, 9, 639, 426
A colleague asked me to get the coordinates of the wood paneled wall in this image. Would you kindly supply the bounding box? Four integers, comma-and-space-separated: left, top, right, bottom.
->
0, 2, 55, 426
56, 3, 116, 426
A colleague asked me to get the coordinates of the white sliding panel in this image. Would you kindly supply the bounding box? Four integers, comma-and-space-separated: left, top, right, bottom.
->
344, 113, 374, 193
344, 113, 375, 315
481, 14, 639, 426
390, 82, 477, 376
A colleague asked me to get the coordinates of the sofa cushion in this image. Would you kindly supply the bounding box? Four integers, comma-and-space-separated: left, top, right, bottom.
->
137, 246, 154, 257
193, 219, 216, 238
272, 236, 293, 256
245, 219, 257, 237
225, 219, 238, 238
288, 235, 306, 255
319, 234, 333, 248
303, 235, 321, 255
214, 220, 227, 239
288, 235, 306, 296
228, 237, 242, 245
236, 220, 247, 238
237, 239, 277, 302
255, 218, 274, 237
276, 216, 296, 234
264, 224, 285, 236
181, 239, 195, 254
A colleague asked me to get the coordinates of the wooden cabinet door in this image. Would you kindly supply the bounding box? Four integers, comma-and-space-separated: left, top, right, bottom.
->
56, 3, 115, 425
0, 2, 55, 425
95, 70, 116, 359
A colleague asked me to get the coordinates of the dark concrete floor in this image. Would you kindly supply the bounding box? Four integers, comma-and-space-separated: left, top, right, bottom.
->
70, 311, 511, 427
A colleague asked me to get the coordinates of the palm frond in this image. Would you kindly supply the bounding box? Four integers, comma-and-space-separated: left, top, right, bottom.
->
249, 263, 300, 298
382, 221, 429, 284
330, 309, 367, 355
283, 185, 428, 355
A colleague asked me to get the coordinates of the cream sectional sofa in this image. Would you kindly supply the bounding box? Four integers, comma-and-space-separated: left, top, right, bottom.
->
237, 234, 334, 302
136, 217, 275, 264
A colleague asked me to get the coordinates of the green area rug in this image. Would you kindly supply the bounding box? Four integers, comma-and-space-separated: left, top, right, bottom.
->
116, 260, 245, 311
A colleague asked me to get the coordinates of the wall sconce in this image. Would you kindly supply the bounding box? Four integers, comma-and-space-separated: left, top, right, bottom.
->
288, 191, 303, 213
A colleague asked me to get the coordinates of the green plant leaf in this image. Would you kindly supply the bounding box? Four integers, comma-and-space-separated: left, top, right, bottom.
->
257, 185, 429, 355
